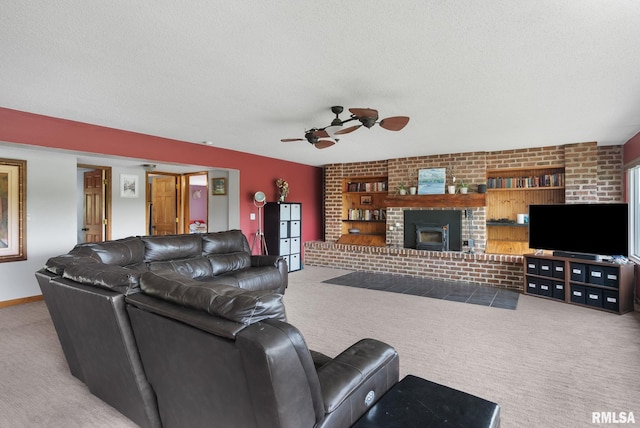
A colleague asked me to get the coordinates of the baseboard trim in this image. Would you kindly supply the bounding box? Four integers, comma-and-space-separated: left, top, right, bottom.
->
0, 295, 44, 309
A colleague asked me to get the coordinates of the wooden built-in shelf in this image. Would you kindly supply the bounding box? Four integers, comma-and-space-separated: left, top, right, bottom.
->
337, 233, 386, 247
383, 193, 486, 208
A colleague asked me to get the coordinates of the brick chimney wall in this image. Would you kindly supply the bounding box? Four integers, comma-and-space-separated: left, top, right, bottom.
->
311, 142, 625, 289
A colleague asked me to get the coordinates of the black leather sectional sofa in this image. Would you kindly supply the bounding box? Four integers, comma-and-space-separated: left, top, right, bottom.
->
35, 230, 400, 427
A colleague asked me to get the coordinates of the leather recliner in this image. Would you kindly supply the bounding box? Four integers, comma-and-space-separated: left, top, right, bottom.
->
35, 230, 287, 428
125, 276, 400, 428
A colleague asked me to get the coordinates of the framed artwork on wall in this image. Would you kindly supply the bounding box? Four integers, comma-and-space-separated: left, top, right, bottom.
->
360, 195, 372, 205
0, 158, 27, 262
418, 168, 446, 194
120, 174, 139, 198
211, 178, 226, 195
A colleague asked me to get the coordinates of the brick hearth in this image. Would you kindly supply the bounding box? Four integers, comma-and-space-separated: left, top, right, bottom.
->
304, 241, 523, 289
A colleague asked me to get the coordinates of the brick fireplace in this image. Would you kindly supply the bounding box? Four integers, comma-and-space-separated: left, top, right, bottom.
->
305, 143, 624, 290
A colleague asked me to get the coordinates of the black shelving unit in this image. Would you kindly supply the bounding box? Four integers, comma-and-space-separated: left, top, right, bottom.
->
264, 202, 302, 272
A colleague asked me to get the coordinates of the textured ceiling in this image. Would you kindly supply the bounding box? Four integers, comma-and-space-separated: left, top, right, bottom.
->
2, 1, 640, 167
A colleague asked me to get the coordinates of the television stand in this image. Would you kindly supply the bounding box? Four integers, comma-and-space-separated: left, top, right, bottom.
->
552, 251, 602, 261
524, 253, 635, 314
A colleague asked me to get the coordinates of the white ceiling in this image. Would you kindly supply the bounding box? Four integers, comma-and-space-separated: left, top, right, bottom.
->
2, 1, 640, 167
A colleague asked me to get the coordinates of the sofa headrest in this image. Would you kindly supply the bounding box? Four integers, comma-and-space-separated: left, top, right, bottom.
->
142, 234, 202, 262
207, 252, 251, 275
44, 254, 98, 275
62, 262, 148, 294
139, 271, 286, 324
84, 237, 146, 266
202, 230, 250, 255
148, 256, 213, 279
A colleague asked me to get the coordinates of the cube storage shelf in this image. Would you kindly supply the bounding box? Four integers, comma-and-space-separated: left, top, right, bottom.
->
264, 202, 302, 272
523, 254, 635, 314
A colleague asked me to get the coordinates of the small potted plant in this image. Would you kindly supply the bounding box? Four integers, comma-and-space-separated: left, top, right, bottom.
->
447, 164, 457, 194
458, 180, 469, 194
398, 183, 407, 195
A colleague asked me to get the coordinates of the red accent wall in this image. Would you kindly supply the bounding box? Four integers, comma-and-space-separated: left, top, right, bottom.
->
623, 131, 640, 165
0, 107, 323, 245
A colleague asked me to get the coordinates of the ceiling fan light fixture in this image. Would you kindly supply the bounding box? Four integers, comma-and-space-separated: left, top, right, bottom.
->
324, 124, 343, 135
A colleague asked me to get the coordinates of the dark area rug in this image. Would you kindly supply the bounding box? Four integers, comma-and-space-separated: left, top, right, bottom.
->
323, 271, 519, 310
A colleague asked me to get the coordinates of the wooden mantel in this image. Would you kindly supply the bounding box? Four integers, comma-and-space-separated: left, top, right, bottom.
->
383, 193, 486, 208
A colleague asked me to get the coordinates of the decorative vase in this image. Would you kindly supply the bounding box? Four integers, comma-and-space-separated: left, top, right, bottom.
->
448, 185, 457, 194
279, 194, 285, 202
409, 186, 417, 195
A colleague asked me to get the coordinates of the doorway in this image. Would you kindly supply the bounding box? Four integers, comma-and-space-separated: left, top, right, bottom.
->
146, 172, 179, 235
184, 172, 209, 233
77, 164, 112, 243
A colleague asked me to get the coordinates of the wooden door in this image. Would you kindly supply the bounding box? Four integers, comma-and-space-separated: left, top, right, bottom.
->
151, 175, 178, 235
82, 169, 104, 243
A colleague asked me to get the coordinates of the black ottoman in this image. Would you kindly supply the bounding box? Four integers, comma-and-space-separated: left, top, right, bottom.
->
353, 375, 500, 428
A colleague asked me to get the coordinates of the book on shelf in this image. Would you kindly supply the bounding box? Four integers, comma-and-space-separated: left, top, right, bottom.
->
346, 181, 388, 192
487, 172, 564, 189
347, 208, 386, 221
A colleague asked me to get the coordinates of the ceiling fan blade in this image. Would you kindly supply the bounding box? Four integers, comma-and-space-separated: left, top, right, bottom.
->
379, 116, 410, 131
334, 125, 361, 135
281, 138, 304, 142
349, 108, 378, 119
315, 139, 335, 149
311, 129, 330, 138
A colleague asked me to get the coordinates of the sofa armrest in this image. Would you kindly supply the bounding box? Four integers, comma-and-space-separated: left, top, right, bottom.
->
316, 338, 399, 413
251, 255, 288, 290
250, 254, 284, 268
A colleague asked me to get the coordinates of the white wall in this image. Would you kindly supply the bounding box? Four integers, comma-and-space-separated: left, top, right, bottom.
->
0, 146, 77, 301
0, 144, 239, 302
111, 167, 147, 238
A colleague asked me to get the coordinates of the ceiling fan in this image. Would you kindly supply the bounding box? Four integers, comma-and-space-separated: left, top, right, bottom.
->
334, 107, 410, 135
281, 106, 410, 149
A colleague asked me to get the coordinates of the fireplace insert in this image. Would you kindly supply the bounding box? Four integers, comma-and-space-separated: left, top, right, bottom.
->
415, 224, 449, 251
404, 210, 462, 251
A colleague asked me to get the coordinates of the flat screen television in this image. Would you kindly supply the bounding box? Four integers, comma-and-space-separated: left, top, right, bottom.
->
528, 203, 629, 257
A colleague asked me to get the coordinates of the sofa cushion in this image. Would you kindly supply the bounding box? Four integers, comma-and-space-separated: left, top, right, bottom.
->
62, 262, 148, 293
139, 271, 286, 324
88, 237, 146, 266
149, 256, 213, 279
142, 235, 202, 262
208, 252, 251, 275
201, 230, 250, 255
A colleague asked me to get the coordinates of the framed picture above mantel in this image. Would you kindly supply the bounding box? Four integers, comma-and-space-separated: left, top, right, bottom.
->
0, 158, 27, 262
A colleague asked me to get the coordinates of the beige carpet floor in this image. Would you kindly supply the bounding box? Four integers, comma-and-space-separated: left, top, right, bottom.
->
1, 266, 639, 427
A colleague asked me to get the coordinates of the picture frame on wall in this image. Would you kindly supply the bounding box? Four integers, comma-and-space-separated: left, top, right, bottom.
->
0, 158, 27, 262
418, 168, 446, 194
120, 174, 139, 198
360, 195, 372, 205
211, 177, 227, 195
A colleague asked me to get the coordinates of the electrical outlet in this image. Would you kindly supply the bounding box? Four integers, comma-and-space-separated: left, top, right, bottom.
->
250, 213, 256, 220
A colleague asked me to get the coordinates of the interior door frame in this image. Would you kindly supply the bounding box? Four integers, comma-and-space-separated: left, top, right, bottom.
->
77, 164, 112, 242
146, 171, 182, 235
183, 171, 209, 234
